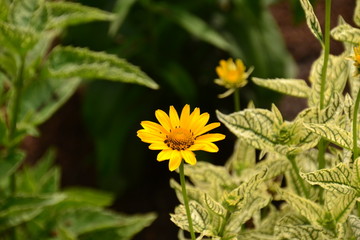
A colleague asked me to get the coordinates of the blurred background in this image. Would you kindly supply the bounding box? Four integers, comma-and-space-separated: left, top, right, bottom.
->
21, 0, 354, 239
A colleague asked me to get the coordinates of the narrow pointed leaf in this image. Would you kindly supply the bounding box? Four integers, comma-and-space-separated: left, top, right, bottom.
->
45, 46, 158, 89
299, 0, 323, 43
252, 77, 310, 98
46, 1, 114, 29
304, 123, 352, 149
331, 23, 360, 44
109, 0, 137, 36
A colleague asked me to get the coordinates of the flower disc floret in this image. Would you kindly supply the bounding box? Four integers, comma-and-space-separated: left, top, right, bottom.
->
137, 105, 225, 171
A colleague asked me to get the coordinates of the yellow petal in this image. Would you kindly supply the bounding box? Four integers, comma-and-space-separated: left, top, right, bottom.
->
169, 106, 180, 128
137, 131, 164, 143
169, 151, 182, 171
192, 112, 210, 135
194, 122, 221, 137
181, 150, 196, 165
180, 104, 190, 128
190, 142, 219, 152
195, 133, 225, 142
149, 142, 168, 150
141, 121, 168, 134
157, 149, 173, 161
155, 109, 172, 131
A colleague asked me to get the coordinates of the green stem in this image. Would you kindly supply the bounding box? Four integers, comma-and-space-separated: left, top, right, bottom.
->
288, 155, 309, 198
233, 88, 240, 112
319, 0, 331, 110
353, 86, 360, 160
219, 210, 231, 237
8, 55, 26, 196
179, 161, 195, 240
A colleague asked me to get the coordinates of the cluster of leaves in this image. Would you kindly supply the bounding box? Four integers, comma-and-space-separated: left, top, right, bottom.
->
0, 0, 157, 239
170, 0, 360, 239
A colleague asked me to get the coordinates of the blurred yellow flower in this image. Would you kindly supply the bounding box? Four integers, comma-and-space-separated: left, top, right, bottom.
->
137, 105, 225, 171
215, 58, 253, 98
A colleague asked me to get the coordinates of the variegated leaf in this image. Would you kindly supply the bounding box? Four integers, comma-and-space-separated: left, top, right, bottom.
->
225, 139, 256, 176
331, 23, 360, 44
170, 179, 203, 204
255, 156, 290, 181
348, 215, 360, 238
299, 0, 323, 43
352, 157, 360, 188
252, 77, 310, 98
202, 193, 226, 217
325, 190, 357, 224
355, 0, 360, 26
300, 163, 356, 194
216, 110, 317, 156
224, 193, 271, 237
279, 189, 326, 227
308, 55, 348, 108
275, 224, 327, 240
223, 169, 267, 208
304, 123, 352, 149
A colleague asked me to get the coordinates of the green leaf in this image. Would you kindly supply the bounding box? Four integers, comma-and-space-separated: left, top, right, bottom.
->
299, 0, 323, 44
45, 46, 158, 89
354, 0, 360, 26
0, 22, 38, 56
9, 0, 48, 31
18, 77, 81, 128
108, 0, 137, 36
348, 215, 360, 238
0, 150, 25, 181
300, 163, 356, 194
0, 49, 17, 80
63, 188, 114, 208
304, 123, 352, 150
279, 189, 326, 228
149, 2, 238, 55
0, 194, 65, 232
57, 208, 156, 239
225, 139, 256, 176
331, 23, 360, 44
46, 1, 114, 29
0, 0, 9, 21
252, 77, 310, 98
308, 55, 348, 108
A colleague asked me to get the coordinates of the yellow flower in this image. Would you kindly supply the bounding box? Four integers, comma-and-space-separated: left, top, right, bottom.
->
137, 105, 225, 171
215, 58, 253, 98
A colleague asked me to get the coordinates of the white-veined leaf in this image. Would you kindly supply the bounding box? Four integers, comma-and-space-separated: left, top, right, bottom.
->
331, 23, 360, 44
252, 77, 310, 98
46, 1, 114, 29
299, 0, 323, 43
225, 138, 256, 176
202, 193, 226, 217
45, 46, 158, 89
348, 215, 360, 238
304, 123, 352, 149
279, 189, 326, 228
300, 162, 356, 194
275, 224, 326, 240
224, 193, 271, 237
308, 55, 348, 108
325, 190, 356, 224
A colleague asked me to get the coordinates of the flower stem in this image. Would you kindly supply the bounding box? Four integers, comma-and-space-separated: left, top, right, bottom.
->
353, 86, 360, 160
319, 0, 331, 110
233, 88, 240, 112
179, 161, 195, 240
288, 155, 309, 198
